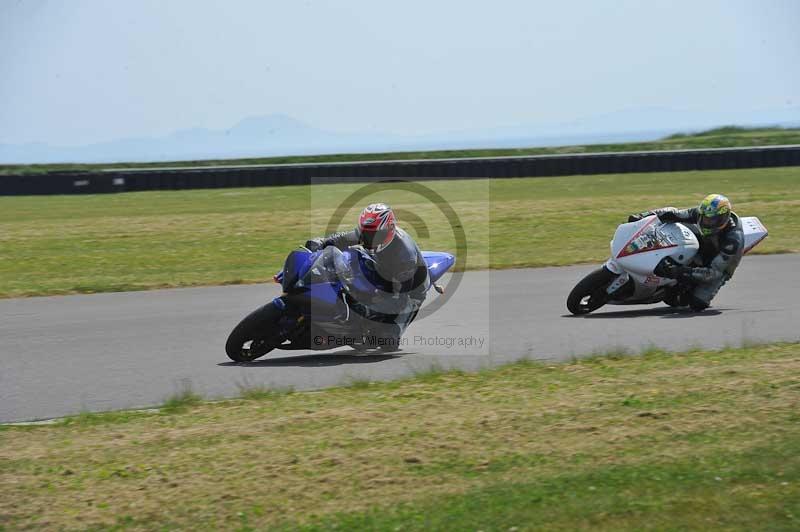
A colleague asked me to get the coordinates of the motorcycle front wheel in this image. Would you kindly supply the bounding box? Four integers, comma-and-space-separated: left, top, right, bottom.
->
225, 303, 284, 362
566, 267, 617, 315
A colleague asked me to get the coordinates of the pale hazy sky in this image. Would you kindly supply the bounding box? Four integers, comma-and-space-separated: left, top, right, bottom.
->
1, 0, 798, 146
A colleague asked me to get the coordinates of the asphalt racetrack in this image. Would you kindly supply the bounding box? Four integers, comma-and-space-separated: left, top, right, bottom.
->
2, 254, 798, 423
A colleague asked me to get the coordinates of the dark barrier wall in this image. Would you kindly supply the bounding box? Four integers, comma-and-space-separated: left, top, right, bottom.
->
2, 145, 800, 196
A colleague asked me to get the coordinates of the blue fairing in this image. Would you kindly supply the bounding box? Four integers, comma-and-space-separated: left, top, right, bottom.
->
278, 248, 455, 296
279, 249, 313, 292
307, 281, 341, 306
422, 251, 455, 283
293, 251, 315, 279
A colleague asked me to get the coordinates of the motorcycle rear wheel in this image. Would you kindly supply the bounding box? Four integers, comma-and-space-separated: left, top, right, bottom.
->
225, 303, 284, 362
566, 267, 617, 315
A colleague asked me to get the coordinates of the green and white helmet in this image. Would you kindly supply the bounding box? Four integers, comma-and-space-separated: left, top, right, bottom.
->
697, 194, 732, 236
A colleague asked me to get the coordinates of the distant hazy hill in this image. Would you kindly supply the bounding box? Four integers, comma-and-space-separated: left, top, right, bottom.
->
0, 115, 386, 164
1, 107, 799, 164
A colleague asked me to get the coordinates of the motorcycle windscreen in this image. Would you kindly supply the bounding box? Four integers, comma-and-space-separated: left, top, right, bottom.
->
288, 247, 352, 318
615, 217, 679, 259
296, 247, 353, 288
422, 251, 455, 283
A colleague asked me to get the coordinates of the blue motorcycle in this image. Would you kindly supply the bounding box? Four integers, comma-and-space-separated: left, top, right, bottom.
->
225, 246, 455, 362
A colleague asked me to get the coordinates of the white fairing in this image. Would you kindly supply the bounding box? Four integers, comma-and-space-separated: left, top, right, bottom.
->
601, 214, 768, 305
605, 215, 699, 301
612, 216, 699, 274
741, 216, 769, 254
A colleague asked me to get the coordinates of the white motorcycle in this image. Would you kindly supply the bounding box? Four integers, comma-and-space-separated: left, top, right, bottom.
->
566, 215, 768, 315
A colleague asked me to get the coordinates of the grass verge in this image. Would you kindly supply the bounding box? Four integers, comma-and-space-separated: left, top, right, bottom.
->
1, 343, 798, 530
0, 166, 798, 298
160, 380, 203, 414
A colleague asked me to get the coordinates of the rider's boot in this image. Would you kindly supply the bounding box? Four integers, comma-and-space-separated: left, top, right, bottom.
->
377, 322, 403, 353
689, 276, 726, 312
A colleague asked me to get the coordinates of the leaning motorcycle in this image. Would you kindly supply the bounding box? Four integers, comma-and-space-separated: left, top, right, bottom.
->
566, 215, 768, 315
226, 245, 454, 362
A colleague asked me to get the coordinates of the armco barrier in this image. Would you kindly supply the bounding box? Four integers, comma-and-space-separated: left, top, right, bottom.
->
1, 145, 799, 195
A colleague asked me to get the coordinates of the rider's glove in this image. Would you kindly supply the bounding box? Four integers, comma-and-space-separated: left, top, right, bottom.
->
658, 261, 694, 284
304, 238, 324, 251
655, 257, 680, 279
627, 213, 644, 223
657, 211, 680, 223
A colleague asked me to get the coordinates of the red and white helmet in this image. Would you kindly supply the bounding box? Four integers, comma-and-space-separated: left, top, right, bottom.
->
357, 203, 396, 252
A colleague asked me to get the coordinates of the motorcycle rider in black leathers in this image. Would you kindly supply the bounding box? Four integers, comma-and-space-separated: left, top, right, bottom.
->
305, 203, 429, 349
628, 194, 744, 311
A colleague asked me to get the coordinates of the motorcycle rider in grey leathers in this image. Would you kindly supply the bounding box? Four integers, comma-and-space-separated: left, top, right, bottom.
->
306, 203, 429, 349
628, 193, 744, 311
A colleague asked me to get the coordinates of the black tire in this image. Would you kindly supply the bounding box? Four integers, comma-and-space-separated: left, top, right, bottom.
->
566, 267, 616, 315
225, 303, 284, 362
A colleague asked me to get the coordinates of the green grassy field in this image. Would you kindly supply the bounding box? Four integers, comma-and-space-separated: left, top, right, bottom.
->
1, 126, 798, 175
0, 166, 798, 298
2, 343, 798, 530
